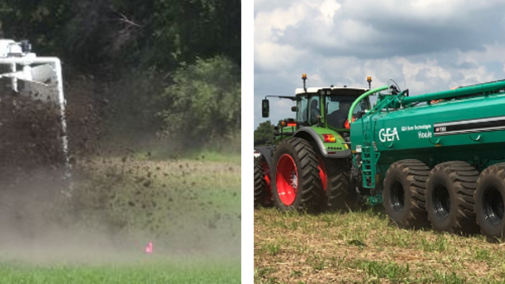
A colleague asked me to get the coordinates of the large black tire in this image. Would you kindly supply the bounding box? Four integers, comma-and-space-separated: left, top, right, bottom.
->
425, 161, 479, 234
324, 158, 358, 212
383, 159, 430, 229
254, 156, 272, 207
474, 163, 505, 239
271, 137, 323, 212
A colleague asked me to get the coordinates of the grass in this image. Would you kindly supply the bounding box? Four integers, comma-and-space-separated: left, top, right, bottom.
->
254, 207, 505, 284
0, 258, 240, 284
133, 148, 241, 163
122, 136, 241, 164
188, 150, 241, 163
71, 154, 241, 238
0, 150, 241, 284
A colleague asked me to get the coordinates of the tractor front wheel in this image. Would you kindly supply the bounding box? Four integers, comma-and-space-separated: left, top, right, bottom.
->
271, 138, 323, 212
323, 158, 358, 212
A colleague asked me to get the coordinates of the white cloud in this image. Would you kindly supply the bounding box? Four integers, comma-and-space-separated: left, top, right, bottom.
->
254, 0, 505, 127
317, 0, 341, 24
254, 2, 309, 43
255, 42, 306, 71
456, 43, 505, 65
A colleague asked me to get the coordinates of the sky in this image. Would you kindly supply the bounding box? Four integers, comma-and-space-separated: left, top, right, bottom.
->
254, 0, 505, 128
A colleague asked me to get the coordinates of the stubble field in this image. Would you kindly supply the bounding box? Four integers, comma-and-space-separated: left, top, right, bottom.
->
254, 207, 505, 284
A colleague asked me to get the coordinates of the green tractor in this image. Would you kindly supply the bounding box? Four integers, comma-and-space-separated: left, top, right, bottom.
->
254, 75, 373, 212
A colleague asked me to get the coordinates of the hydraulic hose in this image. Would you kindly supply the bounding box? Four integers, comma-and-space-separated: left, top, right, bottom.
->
348, 85, 388, 123
401, 80, 505, 105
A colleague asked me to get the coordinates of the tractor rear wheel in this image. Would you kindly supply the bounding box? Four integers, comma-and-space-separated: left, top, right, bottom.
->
383, 159, 430, 229
474, 163, 505, 239
254, 156, 272, 207
323, 158, 358, 212
271, 137, 323, 212
425, 161, 479, 235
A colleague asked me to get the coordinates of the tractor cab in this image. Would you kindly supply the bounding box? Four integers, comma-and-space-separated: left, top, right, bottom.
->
293, 87, 370, 131
261, 74, 374, 144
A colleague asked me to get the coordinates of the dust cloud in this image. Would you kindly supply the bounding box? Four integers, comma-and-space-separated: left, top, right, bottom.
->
0, 81, 240, 265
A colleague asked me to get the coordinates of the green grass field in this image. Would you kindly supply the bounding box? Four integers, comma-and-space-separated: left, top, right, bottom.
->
254, 207, 505, 284
0, 152, 241, 284
0, 258, 240, 284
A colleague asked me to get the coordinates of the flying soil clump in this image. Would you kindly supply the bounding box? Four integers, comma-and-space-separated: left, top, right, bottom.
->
0, 95, 66, 190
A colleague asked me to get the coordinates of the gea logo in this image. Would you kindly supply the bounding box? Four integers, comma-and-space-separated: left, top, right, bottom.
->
379, 128, 400, 142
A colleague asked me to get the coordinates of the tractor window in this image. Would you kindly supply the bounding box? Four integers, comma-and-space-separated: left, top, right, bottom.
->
325, 96, 368, 129
307, 97, 320, 125
296, 96, 308, 124
297, 95, 320, 125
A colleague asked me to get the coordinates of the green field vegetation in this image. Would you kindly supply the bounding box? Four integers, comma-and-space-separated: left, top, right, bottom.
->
0, 152, 240, 284
254, 207, 505, 284
0, 258, 240, 284
71, 153, 241, 239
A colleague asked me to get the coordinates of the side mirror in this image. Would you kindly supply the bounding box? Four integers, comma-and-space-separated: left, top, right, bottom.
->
262, 99, 270, 118
291, 106, 298, 112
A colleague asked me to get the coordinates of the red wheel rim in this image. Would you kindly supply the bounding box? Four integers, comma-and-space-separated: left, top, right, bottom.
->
318, 158, 327, 191
276, 154, 298, 206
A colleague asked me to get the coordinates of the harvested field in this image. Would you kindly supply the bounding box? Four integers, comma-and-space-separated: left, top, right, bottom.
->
254, 207, 505, 284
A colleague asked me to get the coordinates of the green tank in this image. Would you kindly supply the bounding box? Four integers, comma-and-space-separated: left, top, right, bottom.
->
349, 80, 505, 238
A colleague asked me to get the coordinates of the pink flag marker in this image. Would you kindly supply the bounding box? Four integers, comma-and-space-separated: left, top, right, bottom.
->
145, 242, 153, 254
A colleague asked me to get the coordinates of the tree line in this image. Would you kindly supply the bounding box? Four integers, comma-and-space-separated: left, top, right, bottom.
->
0, 0, 241, 151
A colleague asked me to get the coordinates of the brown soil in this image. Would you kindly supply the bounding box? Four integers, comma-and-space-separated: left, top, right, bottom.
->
0, 76, 102, 190
0, 77, 108, 261
0, 95, 65, 188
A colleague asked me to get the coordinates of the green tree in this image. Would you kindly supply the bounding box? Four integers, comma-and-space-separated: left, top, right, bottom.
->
158, 56, 240, 146
0, 0, 241, 70
0, 0, 241, 151
254, 121, 275, 146
0, 0, 73, 55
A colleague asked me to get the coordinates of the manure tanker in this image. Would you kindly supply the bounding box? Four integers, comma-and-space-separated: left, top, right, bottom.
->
349, 79, 505, 238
